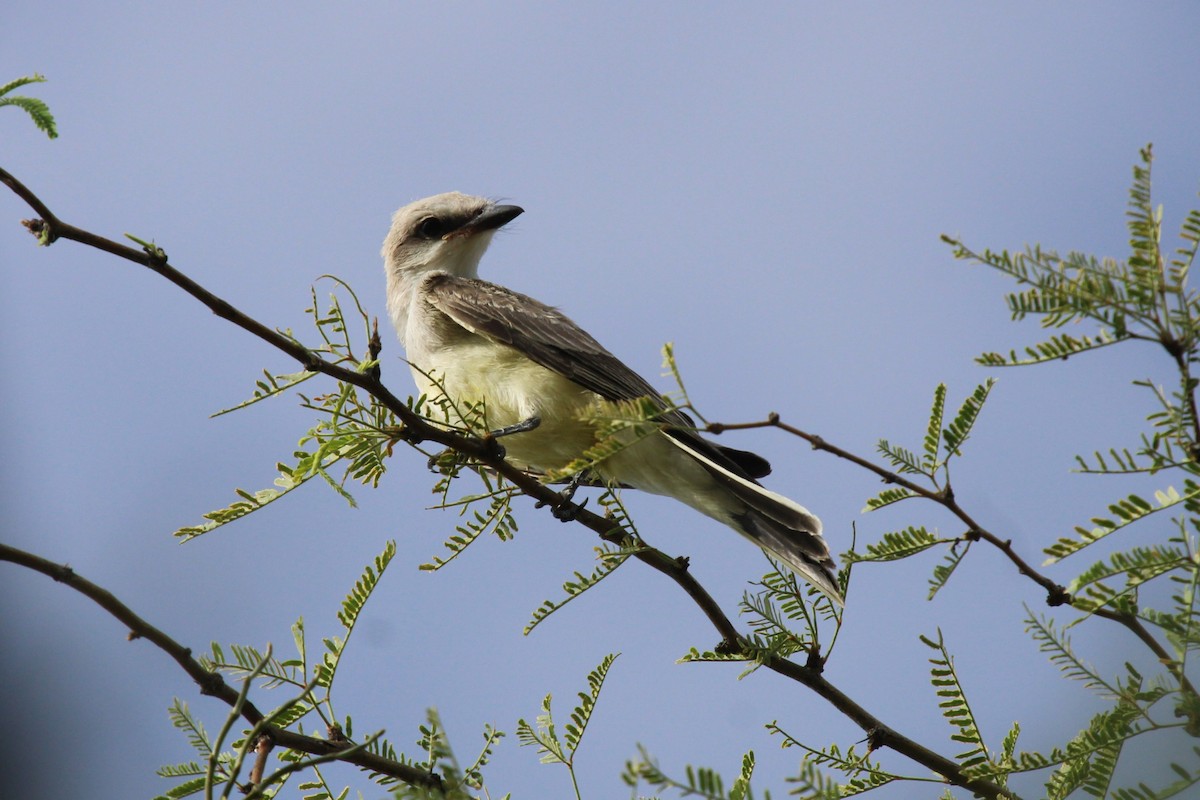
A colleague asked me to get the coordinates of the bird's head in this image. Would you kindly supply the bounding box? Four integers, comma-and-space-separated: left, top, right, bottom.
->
382, 192, 524, 282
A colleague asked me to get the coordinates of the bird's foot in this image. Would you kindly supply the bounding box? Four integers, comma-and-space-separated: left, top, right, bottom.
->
537, 471, 587, 522
481, 415, 542, 461
489, 415, 542, 438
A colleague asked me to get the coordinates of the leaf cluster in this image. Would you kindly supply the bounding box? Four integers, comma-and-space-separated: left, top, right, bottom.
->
1, 74, 57, 138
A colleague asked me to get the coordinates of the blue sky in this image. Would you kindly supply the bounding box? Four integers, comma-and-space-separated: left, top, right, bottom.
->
3, 4, 1199, 798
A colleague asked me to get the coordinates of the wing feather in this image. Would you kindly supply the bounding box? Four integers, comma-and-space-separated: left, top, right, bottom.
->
423, 273, 770, 479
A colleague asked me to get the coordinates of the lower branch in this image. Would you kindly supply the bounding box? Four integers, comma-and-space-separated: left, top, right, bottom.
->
0, 542, 444, 792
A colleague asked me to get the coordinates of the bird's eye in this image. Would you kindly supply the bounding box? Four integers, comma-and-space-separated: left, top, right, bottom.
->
416, 217, 445, 239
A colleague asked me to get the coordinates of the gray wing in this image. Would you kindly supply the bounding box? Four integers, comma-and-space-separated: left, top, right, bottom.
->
423, 273, 771, 479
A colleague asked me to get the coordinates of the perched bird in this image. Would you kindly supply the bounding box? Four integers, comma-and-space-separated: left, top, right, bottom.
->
382, 192, 841, 603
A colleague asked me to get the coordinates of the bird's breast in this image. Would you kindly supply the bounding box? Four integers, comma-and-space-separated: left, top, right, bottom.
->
410, 335, 602, 472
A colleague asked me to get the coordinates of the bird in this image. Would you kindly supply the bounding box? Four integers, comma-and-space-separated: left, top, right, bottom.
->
381, 192, 841, 604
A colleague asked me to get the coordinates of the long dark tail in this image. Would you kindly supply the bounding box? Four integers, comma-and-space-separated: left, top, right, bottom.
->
665, 436, 843, 605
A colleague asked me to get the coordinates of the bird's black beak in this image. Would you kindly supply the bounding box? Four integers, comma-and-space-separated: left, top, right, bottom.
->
450, 203, 524, 239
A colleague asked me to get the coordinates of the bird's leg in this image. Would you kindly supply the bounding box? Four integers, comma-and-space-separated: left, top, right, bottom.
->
481, 415, 542, 461
537, 469, 589, 522
489, 415, 542, 438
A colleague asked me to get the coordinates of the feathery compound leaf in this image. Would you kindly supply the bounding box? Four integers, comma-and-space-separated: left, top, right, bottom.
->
308, 543, 399, 693
0, 74, 58, 138
875, 439, 925, 475
155, 761, 207, 779
1044, 482, 1200, 564
920, 630, 990, 768
1068, 545, 1188, 597
768, 722, 904, 798
460, 724, 506, 790
1172, 205, 1200, 284
1126, 145, 1159, 274
1043, 703, 1143, 800
928, 540, 971, 600
677, 645, 753, 664
943, 380, 995, 456
516, 694, 567, 766
172, 460, 315, 540
743, 559, 842, 655
976, 329, 1124, 367
337, 541, 396, 633
211, 368, 317, 417
924, 383, 947, 470
517, 653, 619, 775
999, 721, 1021, 772
842, 526, 949, 564
152, 776, 212, 799
622, 744, 772, 800
167, 699, 214, 757
862, 486, 916, 512
0, 74, 48, 96
740, 592, 813, 662
1109, 749, 1200, 800
564, 652, 619, 754
1024, 607, 1116, 697
524, 543, 633, 635
172, 448, 369, 542
201, 640, 303, 689
420, 486, 518, 571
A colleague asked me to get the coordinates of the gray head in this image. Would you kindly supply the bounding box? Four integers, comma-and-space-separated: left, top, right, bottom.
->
381, 192, 524, 282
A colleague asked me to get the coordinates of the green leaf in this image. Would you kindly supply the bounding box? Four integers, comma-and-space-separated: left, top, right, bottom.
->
923, 383, 947, 470
876, 439, 925, 475
172, 461, 315, 540
0, 73, 47, 97
1068, 545, 1187, 597
516, 653, 619, 773
337, 541, 396, 633
316, 542, 397, 690
167, 699, 214, 757
0, 74, 57, 138
768, 722, 905, 798
420, 485, 519, 571
842, 526, 950, 564
977, 329, 1124, 367
942, 380, 995, 456
1044, 482, 1200, 564
623, 743, 782, 800
928, 541, 971, 600
516, 694, 567, 765
862, 486, 916, 512
1024, 607, 1116, 698
524, 543, 632, 635
563, 652, 619, 753
211, 368, 316, 417
920, 629, 990, 767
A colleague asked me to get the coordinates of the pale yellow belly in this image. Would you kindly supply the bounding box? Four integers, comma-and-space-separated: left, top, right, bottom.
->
411, 338, 604, 472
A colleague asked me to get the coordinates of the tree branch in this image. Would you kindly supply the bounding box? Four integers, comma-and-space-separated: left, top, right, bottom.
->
709, 412, 1196, 698
0, 541, 444, 791
1, 166, 1017, 799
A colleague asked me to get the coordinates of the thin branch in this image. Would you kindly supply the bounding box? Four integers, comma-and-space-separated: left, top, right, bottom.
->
0, 541, 443, 792
1, 167, 1017, 799
709, 413, 1196, 698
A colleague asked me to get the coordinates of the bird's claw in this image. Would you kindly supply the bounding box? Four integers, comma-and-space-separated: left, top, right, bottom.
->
536, 475, 586, 522
551, 495, 587, 522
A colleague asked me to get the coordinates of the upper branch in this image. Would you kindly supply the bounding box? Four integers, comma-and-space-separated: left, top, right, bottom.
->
710, 413, 1195, 698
